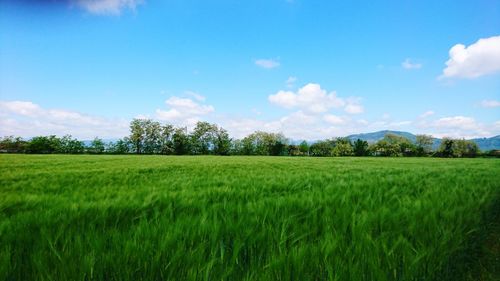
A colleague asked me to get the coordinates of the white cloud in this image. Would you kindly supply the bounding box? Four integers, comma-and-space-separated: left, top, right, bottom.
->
323, 114, 345, 125
268, 83, 363, 114
155, 96, 214, 127
0, 101, 43, 117
433, 116, 477, 130
74, 0, 143, 15
480, 100, 500, 108
255, 58, 280, 69
0, 100, 128, 139
440, 35, 500, 79
413, 115, 497, 139
402, 58, 422, 70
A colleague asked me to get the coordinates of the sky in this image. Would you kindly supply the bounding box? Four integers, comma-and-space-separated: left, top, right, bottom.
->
0, 0, 499, 140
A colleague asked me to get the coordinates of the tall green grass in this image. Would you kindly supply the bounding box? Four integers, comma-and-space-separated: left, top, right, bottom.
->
0, 155, 498, 280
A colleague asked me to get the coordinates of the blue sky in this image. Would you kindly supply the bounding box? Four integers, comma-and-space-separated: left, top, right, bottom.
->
0, 0, 499, 140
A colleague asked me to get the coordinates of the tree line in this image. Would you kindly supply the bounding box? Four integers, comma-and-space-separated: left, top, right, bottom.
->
0, 119, 497, 157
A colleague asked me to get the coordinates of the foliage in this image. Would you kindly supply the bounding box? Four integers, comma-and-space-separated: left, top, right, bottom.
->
331, 138, 353, 156
88, 137, 106, 154
371, 134, 417, 157
415, 134, 434, 156
0, 120, 486, 158
353, 139, 369, 156
309, 139, 334, 156
0, 136, 26, 153
25, 135, 62, 154
0, 155, 498, 280
437, 138, 479, 158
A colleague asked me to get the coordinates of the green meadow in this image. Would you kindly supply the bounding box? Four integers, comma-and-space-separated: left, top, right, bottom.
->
0, 155, 498, 281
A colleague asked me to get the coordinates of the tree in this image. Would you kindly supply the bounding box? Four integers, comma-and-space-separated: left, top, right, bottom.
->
159, 124, 175, 155
0, 136, 26, 153
371, 139, 400, 156
438, 138, 454, 157
309, 140, 334, 157
88, 137, 106, 154
26, 136, 61, 154
173, 127, 190, 155
129, 119, 145, 154
453, 139, 479, 158
299, 141, 309, 156
190, 121, 217, 155
108, 138, 131, 154
331, 138, 353, 156
288, 144, 301, 156
415, 134, 434, 156
213, 127, 231, 155
229, 139, 244, 155
143, 120, 162, 154
60, 135, 85, 154
372, 134, 415, 157
353, 139, 369, 156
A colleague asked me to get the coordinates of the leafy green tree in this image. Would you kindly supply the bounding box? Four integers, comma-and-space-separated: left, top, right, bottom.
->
143, 120, 162, 154
129, 119, 145, 154
287, 144, 301, 156
415, 134, 434, 156
353, 139, 369, 156
229, 139, 244, 155
88, 137, 106, 154
438, 138, 454, 157
453, 139, 479, 158
159, 124, 175, 155
298, 141, 309, 156
60, 135, 85, 154
26, 136, 61, 154
331, 138, 353, 156
0, 136, 26, 153
372, 134, 415, 156
190, 121, 217, 155
108, 138, 131, 154
240, 131, 288, 156
213, 127, 231, 155
309, 140, 334, 156
371, 139, 400, 156
173, 127, 190, 155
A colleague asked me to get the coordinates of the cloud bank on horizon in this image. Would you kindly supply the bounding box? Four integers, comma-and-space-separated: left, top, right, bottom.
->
0, 1, 499, 140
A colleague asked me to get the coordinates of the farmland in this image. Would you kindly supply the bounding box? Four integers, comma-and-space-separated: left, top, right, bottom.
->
0, 155, 499, 281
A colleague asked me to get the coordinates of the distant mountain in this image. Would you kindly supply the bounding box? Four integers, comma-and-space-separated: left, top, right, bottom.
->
346, 130, 500, 151
471, 135, 500, 151
346, 130, 417, 143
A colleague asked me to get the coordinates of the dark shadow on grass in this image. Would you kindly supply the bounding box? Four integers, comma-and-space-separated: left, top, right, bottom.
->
436, 191, 500, 281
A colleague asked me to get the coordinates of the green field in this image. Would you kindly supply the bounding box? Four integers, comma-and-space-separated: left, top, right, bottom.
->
0, 155, 499, 281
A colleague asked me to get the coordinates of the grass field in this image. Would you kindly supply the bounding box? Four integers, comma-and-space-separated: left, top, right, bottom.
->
0, 155, 499, 281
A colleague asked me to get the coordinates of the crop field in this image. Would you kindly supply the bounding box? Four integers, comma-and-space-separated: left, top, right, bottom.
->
0, 155, 499, 281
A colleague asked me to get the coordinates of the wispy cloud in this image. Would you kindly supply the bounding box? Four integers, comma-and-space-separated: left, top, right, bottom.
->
255, 58, 280, 69
285, 76, 297, 88
184, 91, 206, 102
402, 58, 422, 70
419, 110, 435, 118
480, 100, 500, 108
74, 0, 144, 15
